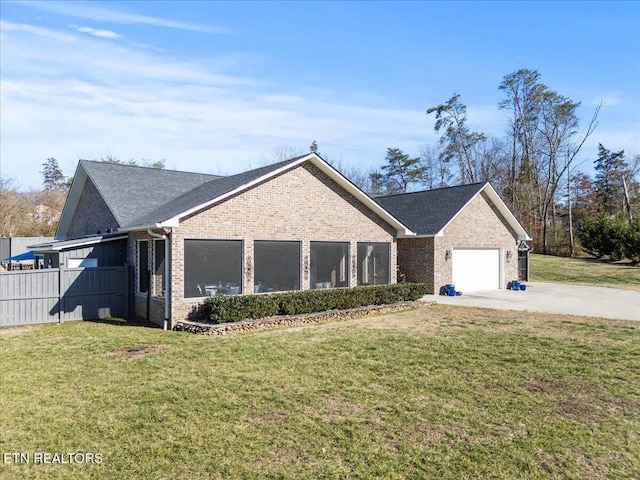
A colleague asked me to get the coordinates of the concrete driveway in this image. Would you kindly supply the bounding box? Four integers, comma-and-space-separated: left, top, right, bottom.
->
421, 282, 639, 321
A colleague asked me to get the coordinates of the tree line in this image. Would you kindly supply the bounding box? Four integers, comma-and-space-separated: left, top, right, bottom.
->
341, 69, 639, 261
1, 68, 638, 260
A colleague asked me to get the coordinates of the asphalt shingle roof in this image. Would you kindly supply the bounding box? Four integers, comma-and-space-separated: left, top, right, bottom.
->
80, 156, 307, 228
80, 160, 222, 228
374, 182, 487, 235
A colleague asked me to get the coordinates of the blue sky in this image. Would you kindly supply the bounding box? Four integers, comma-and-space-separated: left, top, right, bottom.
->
1, 0, 639, 189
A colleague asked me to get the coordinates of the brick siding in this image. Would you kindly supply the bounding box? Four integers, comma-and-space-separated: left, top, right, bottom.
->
67, 179, 119, 239
129, 162, 398, 327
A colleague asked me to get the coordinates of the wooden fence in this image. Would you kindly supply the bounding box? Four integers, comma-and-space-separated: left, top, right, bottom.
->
0, 266, 129, 327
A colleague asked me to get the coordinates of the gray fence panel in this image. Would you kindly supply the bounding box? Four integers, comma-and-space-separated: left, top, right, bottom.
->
60, 267, 127, 321
0, 267, 128, 327
0, 269, 59, 327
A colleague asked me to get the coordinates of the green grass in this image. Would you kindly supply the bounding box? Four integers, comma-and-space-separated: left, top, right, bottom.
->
530, 253, 640, 289
1, 308, 639, 479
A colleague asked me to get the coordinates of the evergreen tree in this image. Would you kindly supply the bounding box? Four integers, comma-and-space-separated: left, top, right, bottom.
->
41, 158, 67, 191
594, 144, 629, 217
380, 148, 425, 193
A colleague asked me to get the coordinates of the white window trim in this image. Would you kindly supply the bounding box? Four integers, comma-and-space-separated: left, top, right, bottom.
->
68, 257, 98, 268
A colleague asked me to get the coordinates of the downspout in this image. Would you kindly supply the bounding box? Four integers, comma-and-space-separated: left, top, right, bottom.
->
147, 228, 171, 331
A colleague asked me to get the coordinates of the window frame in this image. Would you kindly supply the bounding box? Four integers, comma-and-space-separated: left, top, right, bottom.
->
310, 241, 350, 289
183, 239, 244, 299
254, 240, 301, 293
357, 242, 391, 286
67, 257, 98, 268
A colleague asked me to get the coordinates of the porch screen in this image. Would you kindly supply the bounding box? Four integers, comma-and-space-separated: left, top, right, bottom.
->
310, 242, 349, 289
357, 242, 390, 286
154, 239, 165, 297
184, 240, 242, 298
137, 240, 149, 293
254, 241, 300, 293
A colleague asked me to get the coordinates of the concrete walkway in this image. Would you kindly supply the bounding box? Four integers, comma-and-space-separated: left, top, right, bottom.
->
421, 282, 639, 321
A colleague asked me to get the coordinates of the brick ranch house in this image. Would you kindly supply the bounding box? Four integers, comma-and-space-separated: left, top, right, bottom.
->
37, 153, 529, 328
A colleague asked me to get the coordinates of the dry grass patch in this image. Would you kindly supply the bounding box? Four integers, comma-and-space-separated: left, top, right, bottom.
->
0, 325, 35, 337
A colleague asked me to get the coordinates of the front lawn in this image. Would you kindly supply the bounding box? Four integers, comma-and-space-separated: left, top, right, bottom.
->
530, 253, 640, 290
1, 307, 638, 479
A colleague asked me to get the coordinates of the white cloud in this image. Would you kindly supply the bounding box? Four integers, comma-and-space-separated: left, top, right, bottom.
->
0, 72, 431, 187
2, 5, 637, 189
16, 1, 230, 34
591, 93, 622, 107
0, 20, 76, 42
70, 25, 122, 39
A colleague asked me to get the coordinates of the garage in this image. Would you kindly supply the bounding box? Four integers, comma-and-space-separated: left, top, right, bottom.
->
452, 248, 501, 292
376, 182, 530, 294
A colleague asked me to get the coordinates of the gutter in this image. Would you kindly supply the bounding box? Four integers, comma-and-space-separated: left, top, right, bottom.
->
147, 228, 171, 331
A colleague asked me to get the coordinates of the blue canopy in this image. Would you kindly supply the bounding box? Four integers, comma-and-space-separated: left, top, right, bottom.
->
3, 251, 40, 262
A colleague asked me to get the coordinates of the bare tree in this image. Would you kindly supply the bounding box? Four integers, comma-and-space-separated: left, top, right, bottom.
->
419, 144, 452, 189
427, 93, 486, 184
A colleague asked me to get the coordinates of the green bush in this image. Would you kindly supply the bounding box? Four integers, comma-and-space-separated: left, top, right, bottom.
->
578, 212, 635, 261
626, 217, 640, 262
199, 283, 426, 324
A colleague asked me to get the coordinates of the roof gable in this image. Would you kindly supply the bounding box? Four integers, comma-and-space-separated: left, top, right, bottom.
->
59, 154, 414, 237
82, 161, 221, 227
57, 161, 222, 238
375, 183, 486, 236
375, 182, 530, 240
146, 153, 413, 235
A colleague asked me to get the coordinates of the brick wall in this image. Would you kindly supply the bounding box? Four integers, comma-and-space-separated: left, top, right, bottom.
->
397, 237, 434, 290
127, 162, 397, 327
67, 179, 119, 239
398, 190, 519, 294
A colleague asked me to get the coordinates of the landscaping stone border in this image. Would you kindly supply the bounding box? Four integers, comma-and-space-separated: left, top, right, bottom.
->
174, 301, 429, 336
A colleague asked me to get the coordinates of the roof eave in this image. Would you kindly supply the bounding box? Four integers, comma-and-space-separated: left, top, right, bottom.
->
160, 153, 415, 237
116, 222, 176, 233
29, 233, 128, 252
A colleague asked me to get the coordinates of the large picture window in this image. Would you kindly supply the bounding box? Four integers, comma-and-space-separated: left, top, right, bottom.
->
184, 240, 242, 298
137, 240, 149, 293
310, 242, 349, 289
254, 241, 300, 293
357, 242, 390, 286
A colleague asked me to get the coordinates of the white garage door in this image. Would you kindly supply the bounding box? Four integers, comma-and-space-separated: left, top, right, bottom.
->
452, 248, 500, 292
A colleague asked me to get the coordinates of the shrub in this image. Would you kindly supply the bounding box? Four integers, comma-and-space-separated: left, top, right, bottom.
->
626, 217, 640, 263
578, 212, 631, 260
199, 283, 426, 324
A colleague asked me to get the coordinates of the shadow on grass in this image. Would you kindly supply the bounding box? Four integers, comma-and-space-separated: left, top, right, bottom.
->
86, 316, 162, 329
572, 255, 637, 266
